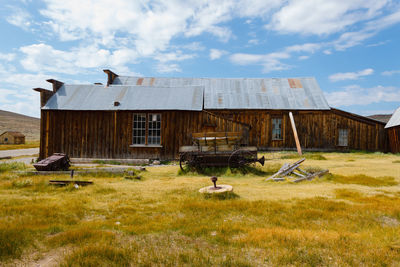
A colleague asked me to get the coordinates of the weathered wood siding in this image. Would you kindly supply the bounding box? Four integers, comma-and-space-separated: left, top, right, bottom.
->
39, 110, 247, 160
387, 127, 400, 153
39, 108, 388, 160
209, 109, 387, 151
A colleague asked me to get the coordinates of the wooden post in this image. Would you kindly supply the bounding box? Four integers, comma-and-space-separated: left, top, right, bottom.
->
289, 112, 302, 155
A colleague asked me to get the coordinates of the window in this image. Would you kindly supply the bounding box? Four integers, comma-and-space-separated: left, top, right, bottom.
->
133, 114, 146, 145
338, 128, 348, 146
148, 114, 161, 145
4, 137, 8, 142
272, 118, 283, 140
132, 113, 161, 146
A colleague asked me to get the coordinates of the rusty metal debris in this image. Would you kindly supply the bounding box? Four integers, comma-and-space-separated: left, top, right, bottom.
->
33, 153, 70, 171
49, 180, 93, 186
210, 176, 221, 190
265, 158, 328, 182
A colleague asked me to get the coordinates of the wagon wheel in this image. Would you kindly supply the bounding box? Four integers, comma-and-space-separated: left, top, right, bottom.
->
228, 149, 256, 169
180, 152, 194, 171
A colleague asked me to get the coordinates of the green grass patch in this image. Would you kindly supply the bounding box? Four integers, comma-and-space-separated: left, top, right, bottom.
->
178, 165, 270, 177
92, 160, 122, 165
330, 174, 398, 187
11, 178, 33, 188
0, 162, 26, 173
0, 226, 31, 260
280, 153, 327, 160
60, 243, 133, 267
393, 160, 400, 163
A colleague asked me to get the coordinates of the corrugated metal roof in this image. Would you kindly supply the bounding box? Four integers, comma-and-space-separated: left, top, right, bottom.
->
43, 84, 204, 111
112, 76, 330, 110
385, 107, 400, 128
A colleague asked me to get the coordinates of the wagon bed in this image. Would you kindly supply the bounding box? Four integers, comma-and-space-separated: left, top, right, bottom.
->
179, 131, 264, 170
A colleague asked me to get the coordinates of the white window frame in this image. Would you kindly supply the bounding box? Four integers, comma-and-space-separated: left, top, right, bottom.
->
132, 113, 146, 145
131, 113, 162, 147
148, 113, 161, 145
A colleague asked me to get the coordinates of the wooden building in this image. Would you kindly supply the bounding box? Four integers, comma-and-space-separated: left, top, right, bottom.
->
34, 70, 387, 160
0, 131, 25, 144
385, 107, 400, 153
34, 82, 248, 160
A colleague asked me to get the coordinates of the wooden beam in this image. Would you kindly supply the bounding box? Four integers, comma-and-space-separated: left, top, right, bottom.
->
46, 79, 64, 92
289, 112, 302, 155
103, 69, 119, 86
33, 88, 54, 107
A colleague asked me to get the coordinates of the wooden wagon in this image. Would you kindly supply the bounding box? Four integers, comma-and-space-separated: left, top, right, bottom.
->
179, 131, 265, 170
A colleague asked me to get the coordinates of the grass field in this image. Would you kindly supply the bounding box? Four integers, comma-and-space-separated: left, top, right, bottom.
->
0, 141, 40, 151
0, 151, 400, 266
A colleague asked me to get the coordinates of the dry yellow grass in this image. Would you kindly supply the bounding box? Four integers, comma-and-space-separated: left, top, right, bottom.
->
0, 141, 39, 151
0, 152, 399, 266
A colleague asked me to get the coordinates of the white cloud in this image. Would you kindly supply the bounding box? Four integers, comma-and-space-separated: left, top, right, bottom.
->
268, 0, 388, 35
178, 42, 205, 51
329, 68, 374, 82
285, 43, 322, 53
247, 39, 259, 45
298, 55, 309, 60
323, 50, 332, 55
382, 70, 400, 76
334, 7, 400, 50
155, 51, 196, 63
156, 63, 181, 73
229, 42, 322, 72
325, 85, 400, 107
381, 70, 400, 76
38, 0, 284, 57
230, 52, 290, 72
19, 43, 141, 74
0, 53, 16, 62
209, 49, 228, 60
367, 40, 389, 47
6, 8, 32, 30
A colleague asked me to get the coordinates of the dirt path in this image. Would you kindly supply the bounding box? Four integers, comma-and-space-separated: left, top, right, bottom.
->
0, 148, 39, 158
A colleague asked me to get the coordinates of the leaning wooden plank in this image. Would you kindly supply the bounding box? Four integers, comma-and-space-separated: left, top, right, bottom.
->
296, 167, 311, 176
292, 171, 305, 178
277, 158, 306, 177
265, 163, 289, 181
289, 112, 302, 155
293, 170, 329, 183
265, 158, 305, 181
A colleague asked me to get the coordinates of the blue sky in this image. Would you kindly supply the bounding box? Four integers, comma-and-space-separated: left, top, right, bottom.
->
0, 0, 399, 118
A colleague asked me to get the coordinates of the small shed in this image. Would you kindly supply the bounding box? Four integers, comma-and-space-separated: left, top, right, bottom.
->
0, 131, 25, 144
385, 107, 400, 153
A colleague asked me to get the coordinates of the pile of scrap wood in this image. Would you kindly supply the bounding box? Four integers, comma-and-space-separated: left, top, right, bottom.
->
266, 158, 328, 183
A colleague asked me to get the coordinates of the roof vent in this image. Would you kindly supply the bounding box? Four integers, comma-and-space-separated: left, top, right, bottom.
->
114, 101, 120, 106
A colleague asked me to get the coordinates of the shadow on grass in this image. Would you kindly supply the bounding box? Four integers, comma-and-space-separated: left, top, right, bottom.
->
178, 165, 269, 177
202, 191, 240, 200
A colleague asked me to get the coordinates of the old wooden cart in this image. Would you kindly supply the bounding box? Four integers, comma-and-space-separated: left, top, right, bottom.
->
179, 131, 265, 170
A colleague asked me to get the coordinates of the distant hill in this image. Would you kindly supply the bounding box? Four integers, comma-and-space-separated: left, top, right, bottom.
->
366, 114, 392, 124
0, 110, 40, 141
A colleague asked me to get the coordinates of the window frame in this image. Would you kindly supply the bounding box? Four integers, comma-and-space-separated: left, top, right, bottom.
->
147, 113, 161, 145
271, 117, 283, 141
131, 113, 162, 147
132, 113, 147, 145
337, 128, 349, 147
